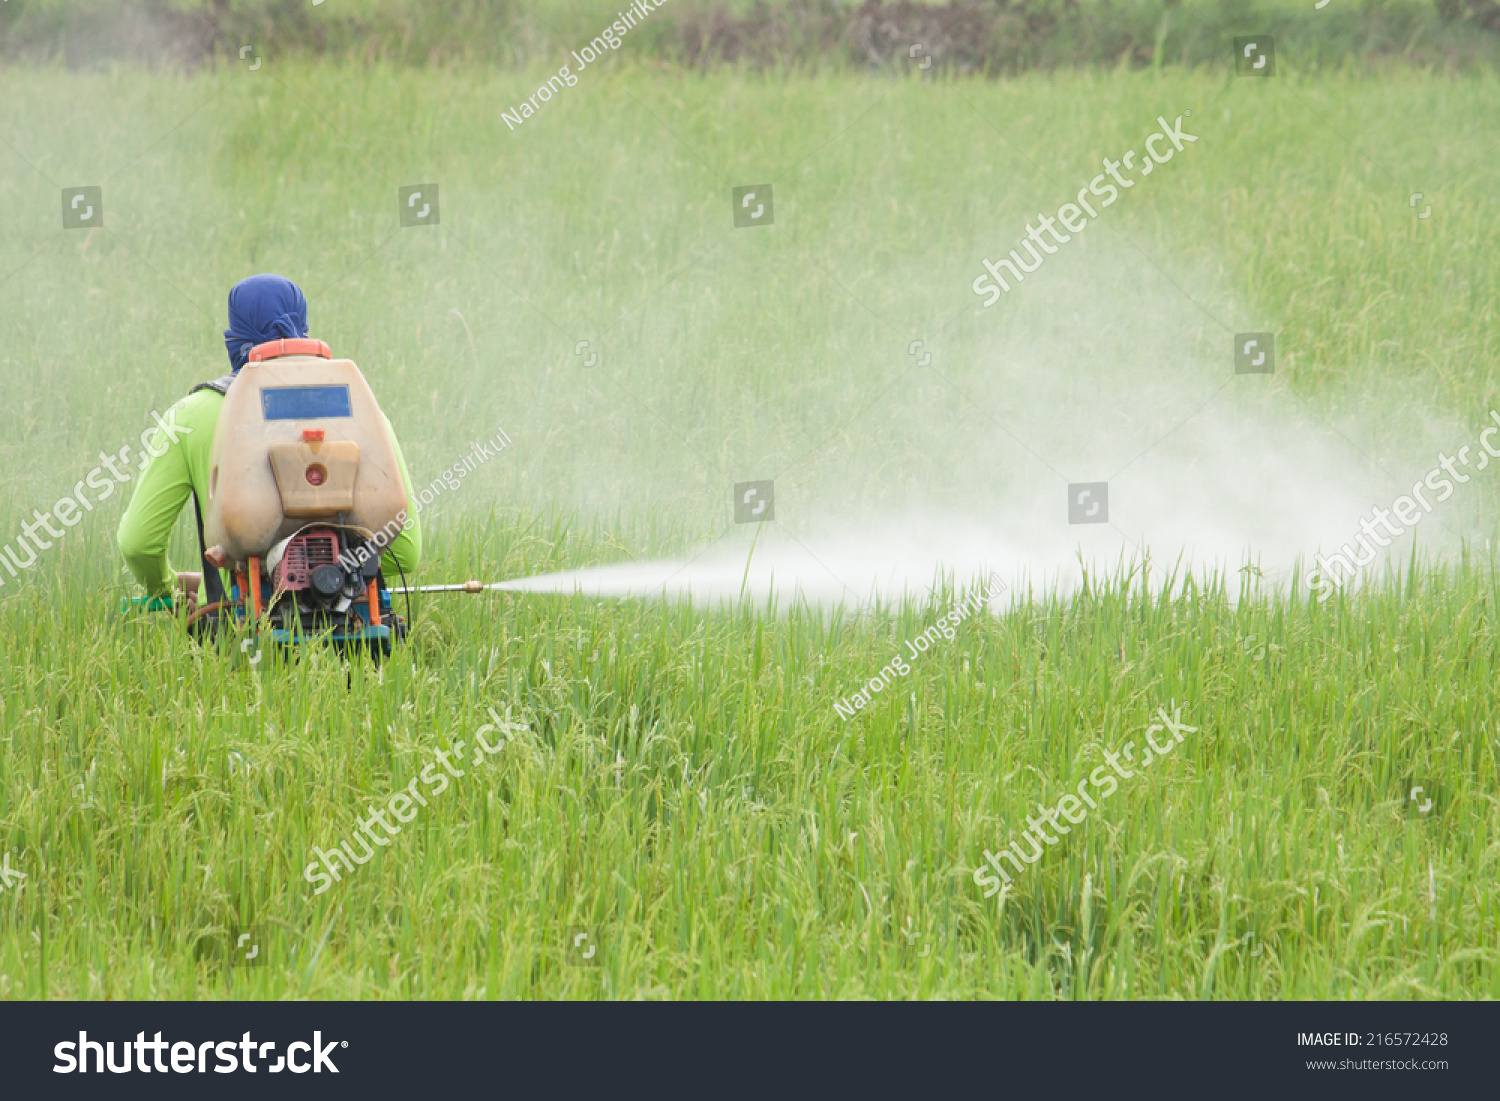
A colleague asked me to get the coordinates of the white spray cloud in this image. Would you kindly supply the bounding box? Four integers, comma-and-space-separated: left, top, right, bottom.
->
489, 229, 1473, 605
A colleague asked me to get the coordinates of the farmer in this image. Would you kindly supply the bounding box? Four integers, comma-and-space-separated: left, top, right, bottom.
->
116, 273, 421, 609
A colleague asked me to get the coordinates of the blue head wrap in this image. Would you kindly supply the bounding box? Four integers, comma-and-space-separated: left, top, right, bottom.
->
224, 274, 309, 371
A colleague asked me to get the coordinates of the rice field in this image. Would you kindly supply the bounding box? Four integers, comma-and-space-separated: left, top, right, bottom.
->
1, 55, 1499, 998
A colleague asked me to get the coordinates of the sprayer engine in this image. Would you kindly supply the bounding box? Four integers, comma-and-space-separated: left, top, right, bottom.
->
272, 529, 343, 601
247, 525, 403, 653
269, 527, 382, 614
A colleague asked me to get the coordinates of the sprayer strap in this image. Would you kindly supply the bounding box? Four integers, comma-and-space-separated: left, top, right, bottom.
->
190, 373, 237, 397
192, 492, 226, 606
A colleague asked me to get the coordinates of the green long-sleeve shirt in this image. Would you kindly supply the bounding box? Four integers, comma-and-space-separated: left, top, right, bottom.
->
117, 387, 421, 597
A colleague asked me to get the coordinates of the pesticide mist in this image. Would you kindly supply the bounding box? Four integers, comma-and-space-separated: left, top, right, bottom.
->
489, 235, 1462, 608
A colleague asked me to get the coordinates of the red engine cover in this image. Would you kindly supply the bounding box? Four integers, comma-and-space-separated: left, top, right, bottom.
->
273, 530, 341, 591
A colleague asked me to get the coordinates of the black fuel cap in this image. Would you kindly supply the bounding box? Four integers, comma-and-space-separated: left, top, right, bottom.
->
311, 564, 345, 596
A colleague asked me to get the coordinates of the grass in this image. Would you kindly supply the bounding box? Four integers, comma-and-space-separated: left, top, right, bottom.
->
1, 58, 1499, 997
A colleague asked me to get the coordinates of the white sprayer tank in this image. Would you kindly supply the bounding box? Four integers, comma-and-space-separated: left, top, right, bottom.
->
202, 341, 409, 567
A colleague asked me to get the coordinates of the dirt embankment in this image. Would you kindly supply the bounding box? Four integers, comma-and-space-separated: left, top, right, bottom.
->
3, 0, 1500, 71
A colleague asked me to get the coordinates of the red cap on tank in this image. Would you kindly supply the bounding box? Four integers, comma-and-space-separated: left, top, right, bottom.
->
248, 338, 332, 363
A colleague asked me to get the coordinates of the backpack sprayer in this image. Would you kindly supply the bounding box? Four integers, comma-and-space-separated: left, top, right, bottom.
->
181, 338, 417, 660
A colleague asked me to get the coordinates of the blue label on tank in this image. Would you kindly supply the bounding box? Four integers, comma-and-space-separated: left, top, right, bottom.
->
260, 385, 353, 420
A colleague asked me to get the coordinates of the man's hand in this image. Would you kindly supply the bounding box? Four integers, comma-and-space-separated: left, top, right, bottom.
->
175, 571, 202, 610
